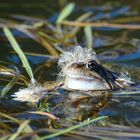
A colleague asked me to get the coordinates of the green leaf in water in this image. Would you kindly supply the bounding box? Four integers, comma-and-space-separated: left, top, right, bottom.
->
57, 3, 75, 23
39, 116, 108, 140
84, 26, 93, 48
3, 27, 35, 84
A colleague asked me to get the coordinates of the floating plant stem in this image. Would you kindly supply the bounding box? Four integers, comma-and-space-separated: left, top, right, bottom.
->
112, 90, 140, 95
3, 27, 35, 84
39, 116, 108, 140
61, 21, 140, 29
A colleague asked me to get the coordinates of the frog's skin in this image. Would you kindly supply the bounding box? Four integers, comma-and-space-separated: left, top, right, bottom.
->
58, 46, 133, 91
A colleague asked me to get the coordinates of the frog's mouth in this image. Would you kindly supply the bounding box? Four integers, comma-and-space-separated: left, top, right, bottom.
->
66, 65, 103, 81
65, 73, 109, 91
64, 62, 109, 91
63, 60, 132, 91
67, 73, 100, 81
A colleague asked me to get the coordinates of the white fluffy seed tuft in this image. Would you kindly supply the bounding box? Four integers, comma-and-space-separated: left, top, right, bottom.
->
12, 84, 46, 102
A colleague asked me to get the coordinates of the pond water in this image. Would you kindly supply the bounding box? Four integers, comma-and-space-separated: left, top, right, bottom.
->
0, 0, 140, 139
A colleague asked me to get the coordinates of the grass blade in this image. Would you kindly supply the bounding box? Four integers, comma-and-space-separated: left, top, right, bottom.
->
57, 3, 75, 23
39, 116, 108, 140
37, 33, 59, 56
8, 120, 30, 140
84, 26, 93, 48
0, 112, 20, 123
70, 12, 92, 36
113, 90, 140, 95
1, 68, 19, 96
3, 27, 35, 84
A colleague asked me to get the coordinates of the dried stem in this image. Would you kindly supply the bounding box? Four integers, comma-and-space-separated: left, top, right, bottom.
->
61, 21, 140, 30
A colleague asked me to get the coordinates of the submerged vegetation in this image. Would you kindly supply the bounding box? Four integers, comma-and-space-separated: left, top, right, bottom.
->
0, 1, 140, 139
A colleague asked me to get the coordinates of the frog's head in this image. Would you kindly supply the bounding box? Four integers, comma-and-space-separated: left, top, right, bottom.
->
58, 46, 133, 91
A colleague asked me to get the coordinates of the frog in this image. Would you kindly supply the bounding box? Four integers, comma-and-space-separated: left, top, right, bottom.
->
56, 46, 133, 120
12, 46, 133, 121
58, 46, 132, 91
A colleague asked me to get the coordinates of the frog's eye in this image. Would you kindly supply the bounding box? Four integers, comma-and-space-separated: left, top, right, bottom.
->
85, 61, 97, 70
